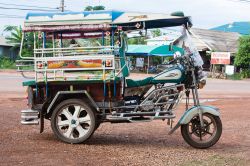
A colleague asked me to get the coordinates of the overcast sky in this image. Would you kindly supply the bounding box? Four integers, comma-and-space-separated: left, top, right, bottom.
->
0, 0, 249, 35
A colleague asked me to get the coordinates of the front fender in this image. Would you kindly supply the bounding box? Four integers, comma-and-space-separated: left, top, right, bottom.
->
179, 105, 220, 124
168, 105, 220, 134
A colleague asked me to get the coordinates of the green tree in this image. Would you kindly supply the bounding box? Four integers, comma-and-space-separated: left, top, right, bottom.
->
128, 37, 147, 45
84, 6, 93, 11
151, 29, 161, 38
4, 25, 34, 57
84, 5, 105, 11
234, 35, 250, 68
82, 5, 105, 46
4, 25, 22, 50
93, 5, 105, 10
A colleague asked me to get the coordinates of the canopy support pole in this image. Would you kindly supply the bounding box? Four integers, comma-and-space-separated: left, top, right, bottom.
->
102, 31, 104, 46
147, 55, 149, 74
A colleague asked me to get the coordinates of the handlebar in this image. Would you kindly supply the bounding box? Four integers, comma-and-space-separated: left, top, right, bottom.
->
167, 54, 188, 64
166, 54, 195, 68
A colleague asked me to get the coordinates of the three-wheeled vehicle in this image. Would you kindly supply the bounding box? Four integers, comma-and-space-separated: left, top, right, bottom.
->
18, 10, 222, 148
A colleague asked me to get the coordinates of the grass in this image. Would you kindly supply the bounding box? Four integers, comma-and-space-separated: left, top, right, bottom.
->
0, 57, 16, 69
227, 70, 250, 80
180, 155, 248, 166
227, 73, 242, 80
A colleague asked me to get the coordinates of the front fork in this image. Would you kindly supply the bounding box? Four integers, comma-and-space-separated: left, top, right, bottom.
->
191, 69, 204, 128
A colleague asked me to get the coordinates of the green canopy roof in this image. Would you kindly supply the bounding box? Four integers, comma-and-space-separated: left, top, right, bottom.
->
126, 45, 184, 56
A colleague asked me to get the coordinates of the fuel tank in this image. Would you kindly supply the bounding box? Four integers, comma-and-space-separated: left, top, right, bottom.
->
151, 65, 185, 84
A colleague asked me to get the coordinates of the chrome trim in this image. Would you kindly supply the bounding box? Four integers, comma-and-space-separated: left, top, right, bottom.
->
21, 109, 39, 125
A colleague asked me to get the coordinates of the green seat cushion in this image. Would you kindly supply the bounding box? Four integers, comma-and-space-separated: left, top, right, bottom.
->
23, 80, 36, 86
22, 77, 122, 87
126, 77, 153, 87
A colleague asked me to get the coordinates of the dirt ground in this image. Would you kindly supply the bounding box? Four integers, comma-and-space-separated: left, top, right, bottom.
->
0, 71, 250, 166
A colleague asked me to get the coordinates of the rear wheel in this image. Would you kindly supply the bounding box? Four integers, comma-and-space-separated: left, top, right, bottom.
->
181, 113, 222, 149
51, 99, 96, 144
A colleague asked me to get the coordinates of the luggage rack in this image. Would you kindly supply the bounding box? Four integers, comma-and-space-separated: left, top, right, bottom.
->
17, 46, 122, 82
33, 46, 116, 57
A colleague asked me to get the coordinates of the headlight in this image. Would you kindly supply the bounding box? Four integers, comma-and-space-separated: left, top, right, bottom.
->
198, 78, 206, 89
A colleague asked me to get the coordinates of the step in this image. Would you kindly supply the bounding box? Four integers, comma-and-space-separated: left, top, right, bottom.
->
21, 109, 39, 125
21, 120, 39, 125
21, 115, 39, 119
21, 109, 39, 114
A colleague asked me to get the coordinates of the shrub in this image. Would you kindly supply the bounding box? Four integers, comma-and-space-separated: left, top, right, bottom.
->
227, 73, 242, 80
240, 69, 250, 78
0, 56, 16, 69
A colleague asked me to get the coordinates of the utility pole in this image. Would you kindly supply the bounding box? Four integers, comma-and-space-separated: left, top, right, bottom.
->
60, 0, 65, 12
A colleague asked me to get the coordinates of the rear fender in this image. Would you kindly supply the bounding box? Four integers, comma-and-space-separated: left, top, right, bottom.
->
46, 90, 99, 115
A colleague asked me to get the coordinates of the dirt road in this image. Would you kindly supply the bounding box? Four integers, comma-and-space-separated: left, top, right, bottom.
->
0, 71, 250, 166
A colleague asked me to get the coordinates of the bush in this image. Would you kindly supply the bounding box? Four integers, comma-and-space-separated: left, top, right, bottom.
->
227, 70, 250, 80
227, 73, 242, 80
240, 69, 250, 78
0, 57, 16, 69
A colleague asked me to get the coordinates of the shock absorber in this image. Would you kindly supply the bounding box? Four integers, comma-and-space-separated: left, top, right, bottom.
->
185, 89, 190, 110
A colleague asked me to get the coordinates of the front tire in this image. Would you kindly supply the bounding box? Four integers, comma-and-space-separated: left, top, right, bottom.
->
51, 99, 96, 144
181, 113, 222, 149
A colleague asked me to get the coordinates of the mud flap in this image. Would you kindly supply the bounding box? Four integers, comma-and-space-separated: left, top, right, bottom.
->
40, 111, 44, 133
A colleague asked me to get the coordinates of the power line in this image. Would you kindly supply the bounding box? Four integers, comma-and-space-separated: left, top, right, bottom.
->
0, 16, 23, 19
238, 0, 250, 2
0, 2, 57, 10
227, 0, 250, 3
0, 14, 24, 18
0, 6, 60, 12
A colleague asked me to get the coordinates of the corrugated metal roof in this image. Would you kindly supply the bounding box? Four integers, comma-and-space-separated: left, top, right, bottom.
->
190, 28, 240, 53
0, 36, 13, 47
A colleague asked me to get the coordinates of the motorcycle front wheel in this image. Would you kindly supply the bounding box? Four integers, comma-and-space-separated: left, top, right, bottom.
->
181, 113, 222, 149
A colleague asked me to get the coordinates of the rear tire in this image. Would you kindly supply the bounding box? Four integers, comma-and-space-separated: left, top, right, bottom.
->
51, 99, 96, 144
181, 113, 222, 149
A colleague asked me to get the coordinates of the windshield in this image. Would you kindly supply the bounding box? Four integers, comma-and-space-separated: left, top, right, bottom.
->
175, 27, 204, 67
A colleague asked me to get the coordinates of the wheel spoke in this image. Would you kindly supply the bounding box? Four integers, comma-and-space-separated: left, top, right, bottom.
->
58, 120, 70, 127
73, 106, 81, 119
199, 129, 202, 141
206, 122, 213, 127
64, 127, 73, 138
76, 125, 87, 137
204, 130, 213, 136
79, 114, 91, 124
190, 127, 198, 135
61, 108, 73, 120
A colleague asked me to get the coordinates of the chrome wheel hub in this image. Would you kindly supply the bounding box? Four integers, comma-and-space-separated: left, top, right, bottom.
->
56, 105, 91, 139
70, 119, 79, 128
